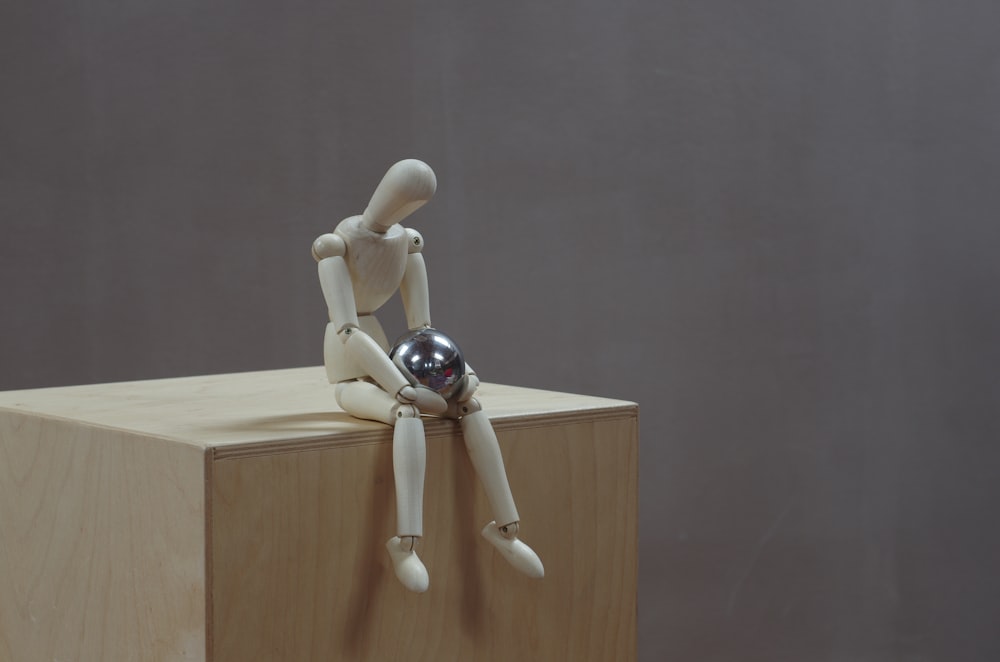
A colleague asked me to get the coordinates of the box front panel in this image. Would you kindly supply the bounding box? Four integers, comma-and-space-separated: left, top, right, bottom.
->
209, 415, 637, 661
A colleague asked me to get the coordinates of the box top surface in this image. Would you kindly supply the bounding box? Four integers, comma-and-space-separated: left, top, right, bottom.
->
0, 367, 636, 456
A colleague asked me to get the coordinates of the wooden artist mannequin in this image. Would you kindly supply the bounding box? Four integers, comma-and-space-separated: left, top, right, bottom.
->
312, 159, 544, 593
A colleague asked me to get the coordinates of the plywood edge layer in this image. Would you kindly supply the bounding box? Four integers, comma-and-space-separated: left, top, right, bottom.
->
209, 403, 639, 461
202, 446, 216, 662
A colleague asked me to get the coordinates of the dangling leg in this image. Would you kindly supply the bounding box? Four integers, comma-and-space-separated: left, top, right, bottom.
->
336, 380, 430, 592
456, 398, 544, 579
386, 405, 428, 591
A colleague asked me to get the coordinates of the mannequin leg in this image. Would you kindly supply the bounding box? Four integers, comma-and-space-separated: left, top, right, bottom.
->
457, 398, 544, 579
460, 407, 519, 527
336, 380, 429, 592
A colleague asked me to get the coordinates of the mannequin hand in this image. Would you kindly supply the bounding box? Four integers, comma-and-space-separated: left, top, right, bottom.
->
413, 387, 448, 414
456, 373, 480, 403
396, 385, 418, 404
397, 385, 448, 414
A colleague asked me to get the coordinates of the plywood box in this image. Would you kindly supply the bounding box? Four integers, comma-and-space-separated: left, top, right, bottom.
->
0, 367, 637, 661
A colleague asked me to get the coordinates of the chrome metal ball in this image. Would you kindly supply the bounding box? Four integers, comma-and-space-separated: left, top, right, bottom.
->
390, 328, 466, 399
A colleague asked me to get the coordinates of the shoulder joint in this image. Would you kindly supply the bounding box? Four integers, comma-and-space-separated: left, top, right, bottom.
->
312, 233, 346, 261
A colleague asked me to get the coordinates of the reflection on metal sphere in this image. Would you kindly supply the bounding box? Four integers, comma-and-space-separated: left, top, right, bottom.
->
390, 328, 466, 399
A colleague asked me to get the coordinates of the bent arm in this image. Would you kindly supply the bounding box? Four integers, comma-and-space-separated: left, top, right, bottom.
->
314, 233, 412, 399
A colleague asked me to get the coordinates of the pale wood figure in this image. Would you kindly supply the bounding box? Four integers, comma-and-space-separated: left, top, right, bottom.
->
312, 159, 544, 592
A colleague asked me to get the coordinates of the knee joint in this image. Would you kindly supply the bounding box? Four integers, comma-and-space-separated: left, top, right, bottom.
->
457, 397, 482, 416
394, 403, 420, 419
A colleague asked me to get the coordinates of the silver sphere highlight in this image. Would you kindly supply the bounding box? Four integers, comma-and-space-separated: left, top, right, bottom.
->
390, 328, 466, 399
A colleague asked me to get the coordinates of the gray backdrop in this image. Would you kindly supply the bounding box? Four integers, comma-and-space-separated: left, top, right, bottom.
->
3, 1, 999, 660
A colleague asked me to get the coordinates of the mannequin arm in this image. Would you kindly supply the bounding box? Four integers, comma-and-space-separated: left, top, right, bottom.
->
316, 250, 359, 331
315, 235, 413, 400
400, 228, 431, 330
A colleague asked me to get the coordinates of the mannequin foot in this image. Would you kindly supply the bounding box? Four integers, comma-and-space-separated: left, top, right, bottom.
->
481, 521, 544, 578
386, 536, 429, 592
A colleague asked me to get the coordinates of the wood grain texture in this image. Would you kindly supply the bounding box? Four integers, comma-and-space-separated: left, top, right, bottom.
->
0, 411, 206, 661
210, 416, 638, 662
